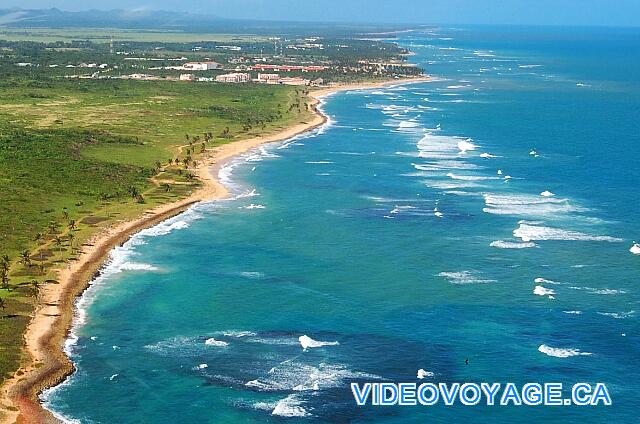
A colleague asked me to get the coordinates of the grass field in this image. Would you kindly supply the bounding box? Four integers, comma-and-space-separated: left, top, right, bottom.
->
0, 77, 314, 382
0, 28, 269, 43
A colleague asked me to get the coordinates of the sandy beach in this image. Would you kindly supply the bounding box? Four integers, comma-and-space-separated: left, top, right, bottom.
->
0, 75, 429, 424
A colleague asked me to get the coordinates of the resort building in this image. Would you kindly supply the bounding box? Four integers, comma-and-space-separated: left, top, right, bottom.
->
183, 61, 221, 70
279, 77, 310, 86
250, 64, 328, 72
256, 73, 281, 84
215, 73, 251, 83
179, 73, 195, 81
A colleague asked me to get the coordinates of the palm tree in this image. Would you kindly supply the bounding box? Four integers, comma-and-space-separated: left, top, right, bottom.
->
29, 280, 40, 299
1, 269, 9, 290
128, 186, 140, 199
68, 220, 77, 230
49, 221, 59, 235
19, 250, 32, 268
68, 233, 76, 252
0, 297, 6, 313
34, 232, 44, 243
54, 236, 63, 252
62, 210, 69, 220
162, 183, 171, 192
0, 254, 9, 273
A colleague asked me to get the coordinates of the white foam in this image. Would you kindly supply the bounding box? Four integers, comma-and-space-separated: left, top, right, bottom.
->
119, 262, 158, 272
479, 152, 499, 158
533, 286, 555, 297
457, 139, 477, 152
630, 243, 640, 255
239, 272, 264, 279
416, 133, 476, 160
563, 310, 583, 315
438, 271, 495, 285
272, 395, 309, 417
490, 240, 537, 249
417, 369, 435, 379
597, 311, 635, 319
513, 223, 621, 242
538, 344, 592, 358
305, 160, 333, 164
196, 364, 208, 370
540, 191, 555, 197
483, 194, 583, 218
519, 64, 542, 69
568, 286, 626, 295
205, 338, 229, 347
221, 330, 256, 337
242, 204, 266, 209
535, 278, 560, 285
447, 172, 494, 181
298, 335, 339, 351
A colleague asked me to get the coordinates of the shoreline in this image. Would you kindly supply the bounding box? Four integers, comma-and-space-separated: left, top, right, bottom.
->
0, 75, 430, 424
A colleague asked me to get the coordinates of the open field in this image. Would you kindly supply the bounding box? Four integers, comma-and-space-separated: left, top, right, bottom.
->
0, 28, 269, 43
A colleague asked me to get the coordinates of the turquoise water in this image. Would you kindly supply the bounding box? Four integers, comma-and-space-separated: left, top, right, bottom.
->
45, 27, 639, 423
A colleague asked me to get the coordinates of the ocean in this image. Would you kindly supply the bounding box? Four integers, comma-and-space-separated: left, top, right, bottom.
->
43, 26, 640, 423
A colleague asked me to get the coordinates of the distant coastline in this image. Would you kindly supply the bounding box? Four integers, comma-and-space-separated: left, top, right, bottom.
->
0, 75, 430, 424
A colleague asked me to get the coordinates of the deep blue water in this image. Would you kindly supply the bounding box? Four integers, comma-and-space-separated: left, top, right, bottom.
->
44, 26, 640, 423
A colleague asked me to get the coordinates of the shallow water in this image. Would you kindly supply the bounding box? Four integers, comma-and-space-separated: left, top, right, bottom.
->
45, 26, 640, 423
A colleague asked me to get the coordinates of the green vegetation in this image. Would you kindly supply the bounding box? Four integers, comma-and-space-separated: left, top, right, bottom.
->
0, 71, 312, 383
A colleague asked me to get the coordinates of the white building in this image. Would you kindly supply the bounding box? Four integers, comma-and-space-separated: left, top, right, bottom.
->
183, 61, 221, 71
215, 73, 251, 83
256, 73, 281, 84
179, 73, 195, 81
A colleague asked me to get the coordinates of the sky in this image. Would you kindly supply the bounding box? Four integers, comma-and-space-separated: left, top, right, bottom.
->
3, 0, 640, 27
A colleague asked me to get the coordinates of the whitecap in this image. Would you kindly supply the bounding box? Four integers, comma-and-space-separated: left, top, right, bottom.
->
205, 338, 229, 347
490, 240, 537, 249
540, 191, 555, 197
239, 272, 264, 279
533, 286, 555, 297
597, 311, 635, 319
299, 335, 339, 351
568, 286, 626, 295
457, 139, 477, 152
513, 223, 621, 242
447, 172, 495, 181
534, 277, 560, 285
221, 330, 256, 337
417, 369, 434, 379
437, 271, 495, 285
563, 310, 583, 315
479, 152, 499, 158
630, 243, 640, 255
538, 344, 592, 358
272, 395, 309, 417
